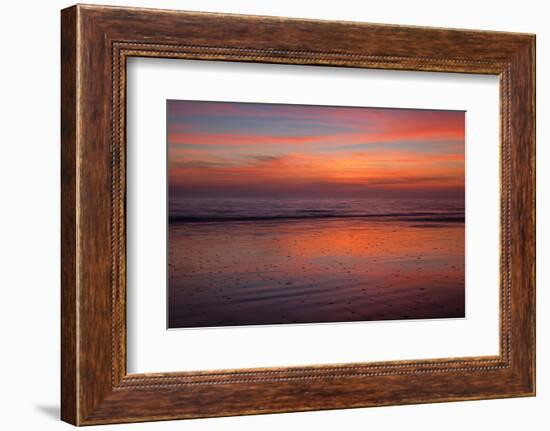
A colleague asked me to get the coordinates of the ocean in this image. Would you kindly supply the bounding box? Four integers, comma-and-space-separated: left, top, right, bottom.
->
168, 197, 465, 224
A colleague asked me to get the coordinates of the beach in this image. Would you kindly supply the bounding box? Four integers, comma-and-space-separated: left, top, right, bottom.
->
168, 202, 465, 328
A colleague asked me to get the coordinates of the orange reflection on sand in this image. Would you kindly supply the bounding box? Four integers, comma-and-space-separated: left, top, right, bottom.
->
168, 218, 465, 328
275, 219, 463, 262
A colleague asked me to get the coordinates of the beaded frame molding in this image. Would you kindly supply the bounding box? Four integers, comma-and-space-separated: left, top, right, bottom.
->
61, 4, 535, 425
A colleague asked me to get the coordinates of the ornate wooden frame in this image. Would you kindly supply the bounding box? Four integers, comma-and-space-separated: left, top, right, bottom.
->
61, 4, 535, 425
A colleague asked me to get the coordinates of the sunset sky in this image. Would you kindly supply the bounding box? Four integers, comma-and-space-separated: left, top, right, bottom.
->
167, 100, 465, 199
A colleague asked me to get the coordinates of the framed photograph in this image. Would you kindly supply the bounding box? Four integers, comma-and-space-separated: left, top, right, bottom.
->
61, 4, 535, 425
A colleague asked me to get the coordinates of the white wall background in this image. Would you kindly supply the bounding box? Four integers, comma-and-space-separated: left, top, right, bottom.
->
0, 0, 546, 429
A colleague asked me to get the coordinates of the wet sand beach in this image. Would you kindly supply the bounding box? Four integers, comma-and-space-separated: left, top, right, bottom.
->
168, 217, 465, 328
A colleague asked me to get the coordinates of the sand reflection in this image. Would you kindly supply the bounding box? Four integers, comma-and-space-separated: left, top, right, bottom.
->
168, 218, 464, 328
